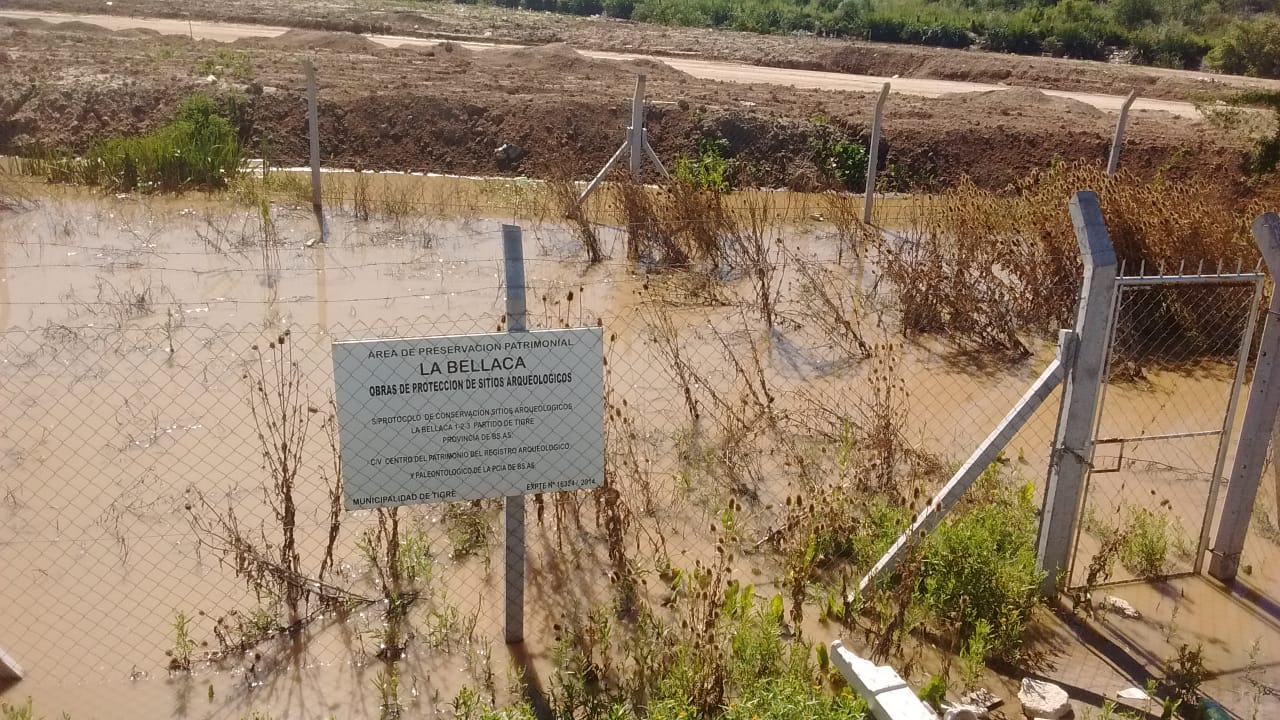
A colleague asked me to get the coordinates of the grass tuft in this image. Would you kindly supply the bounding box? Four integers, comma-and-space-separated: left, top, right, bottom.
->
21, 95, 242, 193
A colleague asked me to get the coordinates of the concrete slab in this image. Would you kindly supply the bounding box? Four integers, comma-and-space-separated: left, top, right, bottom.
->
0, 645, 22, 680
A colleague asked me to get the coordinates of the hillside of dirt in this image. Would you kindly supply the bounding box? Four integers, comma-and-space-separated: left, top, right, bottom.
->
0, 18, 1269, 196
10, 0, 1280, 104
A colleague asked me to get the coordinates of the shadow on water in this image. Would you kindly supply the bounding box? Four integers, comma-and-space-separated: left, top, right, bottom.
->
506, 641, 554, 720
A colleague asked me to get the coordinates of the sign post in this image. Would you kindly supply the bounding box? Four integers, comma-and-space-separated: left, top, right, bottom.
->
330, 225, 604, 644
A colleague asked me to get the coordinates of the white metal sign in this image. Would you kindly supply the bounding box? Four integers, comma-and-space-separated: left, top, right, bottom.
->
332, 327, 605, 509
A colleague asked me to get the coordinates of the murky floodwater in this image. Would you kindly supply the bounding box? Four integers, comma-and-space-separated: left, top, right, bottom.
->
0, 177, 1260, 718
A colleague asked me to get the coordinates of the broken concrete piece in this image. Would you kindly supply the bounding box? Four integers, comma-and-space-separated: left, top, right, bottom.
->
829, 641, 938, 720
1116, 687, 1150, 701
1018, 678, 1070, 719
1102, 595, 1141, 619
941, 702, 985, 719
960, 687, 1003, 710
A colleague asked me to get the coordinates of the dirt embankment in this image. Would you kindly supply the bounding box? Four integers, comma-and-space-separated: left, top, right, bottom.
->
0, 19, 1264, 196
10, 0, 1280, 103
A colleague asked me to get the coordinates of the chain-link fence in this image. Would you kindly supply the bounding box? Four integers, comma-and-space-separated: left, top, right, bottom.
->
1069, 276, 1265, 589
0, 186, 1088, 718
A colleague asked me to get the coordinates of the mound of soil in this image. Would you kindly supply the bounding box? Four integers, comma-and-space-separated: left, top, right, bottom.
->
943, 86, 1106, 120
482, 43, 683, 80
240, 28, 383, 54
115, 27, 162, 38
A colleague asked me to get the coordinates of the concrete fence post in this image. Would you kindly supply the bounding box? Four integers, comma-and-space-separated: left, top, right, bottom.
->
1210, 213, 1280, 581
576, 74, 668, 206
1107, 90, 1138, 175
863, 82, 890, 225
629, 74, 646, 177
1035, 190, 1118, 596
305, 58, 322, 216
502, 224, 527, 643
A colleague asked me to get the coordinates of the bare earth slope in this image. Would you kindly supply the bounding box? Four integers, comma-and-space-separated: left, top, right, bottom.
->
7, 0, 1280, 103
0, 14, 1269, 194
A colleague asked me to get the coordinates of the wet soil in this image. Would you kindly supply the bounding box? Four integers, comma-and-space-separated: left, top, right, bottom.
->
0, 17, 1270, 196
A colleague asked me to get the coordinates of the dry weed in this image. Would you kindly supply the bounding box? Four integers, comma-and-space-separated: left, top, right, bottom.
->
547, 178, 605, 264
862, 163, 1263, 357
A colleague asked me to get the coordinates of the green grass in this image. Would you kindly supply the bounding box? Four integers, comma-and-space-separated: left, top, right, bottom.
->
22, 95, 242, 193
674, 137, 732, 192
444, 502, 495, 559
1119, 507, 1174, 578
0, 698, 36, 720
196, 49, 254, 81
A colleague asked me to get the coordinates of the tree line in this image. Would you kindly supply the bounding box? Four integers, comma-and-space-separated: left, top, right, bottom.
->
462, 0, 1280, 78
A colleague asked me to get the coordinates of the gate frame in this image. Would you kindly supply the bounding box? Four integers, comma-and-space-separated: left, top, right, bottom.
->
1210, 213, 1280, 581
1063, 265, 1265, 589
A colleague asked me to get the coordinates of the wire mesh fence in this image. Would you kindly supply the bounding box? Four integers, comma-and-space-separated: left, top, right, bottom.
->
0, 183, 1209, 719
1069, 277, 1265, 590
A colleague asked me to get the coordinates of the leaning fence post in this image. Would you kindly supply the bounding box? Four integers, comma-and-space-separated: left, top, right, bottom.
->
1209, 213, 1280, 582
305, 59, 323, 217
1107, 90, 1138, 175
1035, 190, 1118, 596
862, 82, 890, 225
502, 224, 527, 643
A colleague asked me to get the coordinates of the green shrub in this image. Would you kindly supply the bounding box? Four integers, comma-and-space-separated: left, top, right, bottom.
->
1110, 0, 1160, 29
603, 0, 635, 18
1207, 17, 1280, 78
983, 14, 1044, 54
867, 11, 973, 48
1128, 23, 1208, 69
674, 137, 732, 191
722, 677, 869, 720
1119, 507, 1172, 577
559, 0, 604, 15
437, 0, 1280, 78
915, 467, 1042, 662
1044, 23, 1108, 59
735, 1, 819, 33
917, 674, 947, 710
632, 0, 711, 26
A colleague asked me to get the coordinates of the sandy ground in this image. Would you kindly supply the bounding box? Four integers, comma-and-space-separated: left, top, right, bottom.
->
9, 0, 1280, 104
0, 15, 1271, 195
0, 9, 1218, 119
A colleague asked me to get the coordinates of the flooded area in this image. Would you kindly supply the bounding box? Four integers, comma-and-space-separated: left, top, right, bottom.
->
0, 176, 1275, 718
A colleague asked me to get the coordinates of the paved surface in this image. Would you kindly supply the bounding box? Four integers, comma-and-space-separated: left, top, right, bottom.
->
0, 9, 1205, 118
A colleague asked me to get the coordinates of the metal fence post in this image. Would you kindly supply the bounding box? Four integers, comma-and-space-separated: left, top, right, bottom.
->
1035, 190, 1118, 596
1210, 213, 1280, 581
862, 82, 890, 225
1107, 90, 1138, 175
502, 224, 527, 643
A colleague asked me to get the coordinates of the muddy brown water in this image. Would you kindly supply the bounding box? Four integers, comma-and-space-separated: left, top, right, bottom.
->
0, 181, 1259, 718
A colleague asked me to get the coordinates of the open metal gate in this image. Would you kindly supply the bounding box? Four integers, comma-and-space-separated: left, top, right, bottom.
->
1068, 263, 1266, 589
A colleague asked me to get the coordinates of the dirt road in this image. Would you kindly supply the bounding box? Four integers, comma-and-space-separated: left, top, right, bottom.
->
0, 8, 1268, 195
0, 9, 1206, 118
